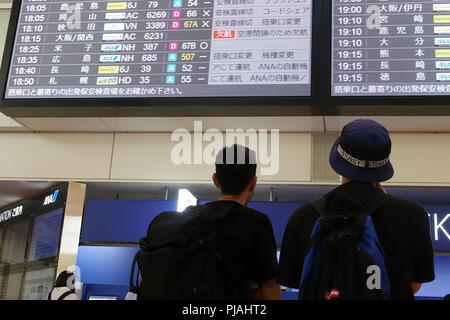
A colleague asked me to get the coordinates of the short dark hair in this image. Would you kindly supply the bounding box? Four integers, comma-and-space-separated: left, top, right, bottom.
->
54, 271, 74, 288
215, 144, 257, 196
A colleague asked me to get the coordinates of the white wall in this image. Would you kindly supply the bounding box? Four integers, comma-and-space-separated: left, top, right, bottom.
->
0, 133, 114, 180
390, 134, 450, 185
0, 132, 449, 186
110, 133, 311, 183
0, 132, 312, 183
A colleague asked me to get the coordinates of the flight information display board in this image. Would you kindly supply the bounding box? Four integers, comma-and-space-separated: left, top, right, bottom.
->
3, 0, 312, 99
28, 208, 64, 261
0, 220, 30, 265
332, 0, 450, 96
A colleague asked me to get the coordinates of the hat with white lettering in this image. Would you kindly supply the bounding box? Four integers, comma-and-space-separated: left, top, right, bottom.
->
329, 119, 394, 183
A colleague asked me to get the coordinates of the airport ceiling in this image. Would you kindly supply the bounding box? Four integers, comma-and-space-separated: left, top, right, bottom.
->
2, 116, 450, 133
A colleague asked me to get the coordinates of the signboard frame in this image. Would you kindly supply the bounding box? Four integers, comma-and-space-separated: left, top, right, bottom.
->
0, 0, 321, 117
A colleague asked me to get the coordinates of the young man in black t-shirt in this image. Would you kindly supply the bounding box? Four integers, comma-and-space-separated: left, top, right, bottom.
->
277, 119, 435, 300
206, 144, 280, 300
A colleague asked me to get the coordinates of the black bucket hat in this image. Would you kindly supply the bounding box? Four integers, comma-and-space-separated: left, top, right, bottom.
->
329, 119, 394, 183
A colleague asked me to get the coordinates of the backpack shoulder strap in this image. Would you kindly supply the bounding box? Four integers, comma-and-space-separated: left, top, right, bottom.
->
57, 289, 76, 300
310, 197, 327, 217
129, 250, 141, 294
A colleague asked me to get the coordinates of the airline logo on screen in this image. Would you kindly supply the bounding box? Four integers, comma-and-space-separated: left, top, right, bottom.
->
43, 190, 59, 206
101, 44, 122, 52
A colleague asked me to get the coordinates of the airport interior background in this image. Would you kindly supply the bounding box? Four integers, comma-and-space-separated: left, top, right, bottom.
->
0, 0, 449, 301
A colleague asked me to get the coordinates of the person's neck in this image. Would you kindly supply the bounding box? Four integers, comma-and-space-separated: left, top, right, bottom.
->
218, 194, 247, 206
342, 177, 376, 187
342, 177, 352, 184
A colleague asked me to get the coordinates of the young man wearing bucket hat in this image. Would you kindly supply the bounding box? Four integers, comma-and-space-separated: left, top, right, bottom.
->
277, 119, 435, 300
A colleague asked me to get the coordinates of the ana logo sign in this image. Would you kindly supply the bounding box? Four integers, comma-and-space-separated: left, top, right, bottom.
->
101, 44, 122, 52
99, 55, 121, 63
43, 190, 59, 206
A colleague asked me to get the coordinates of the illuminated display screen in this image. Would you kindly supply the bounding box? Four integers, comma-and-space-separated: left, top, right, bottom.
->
28, 208, 64, 261
3, 0, 312, 99
332, 0, 450, 96
88, 295, 118, 300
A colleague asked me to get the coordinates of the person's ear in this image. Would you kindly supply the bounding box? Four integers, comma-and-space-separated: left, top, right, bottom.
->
248, 176, 257, 193
212, 173, 221, 190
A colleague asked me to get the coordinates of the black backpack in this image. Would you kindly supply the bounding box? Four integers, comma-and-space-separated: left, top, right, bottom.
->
298, 195, 391, 300
129, 204, 235, 300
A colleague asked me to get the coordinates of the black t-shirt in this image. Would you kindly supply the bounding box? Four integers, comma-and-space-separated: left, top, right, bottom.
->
203, 200, 278, 300
277, 182, 435, 300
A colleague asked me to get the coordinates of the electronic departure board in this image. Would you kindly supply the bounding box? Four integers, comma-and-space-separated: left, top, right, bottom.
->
332, 0, 450, 96
0, 220, 30, 265
28, 208, 63, 261
3, 0, 313, 99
